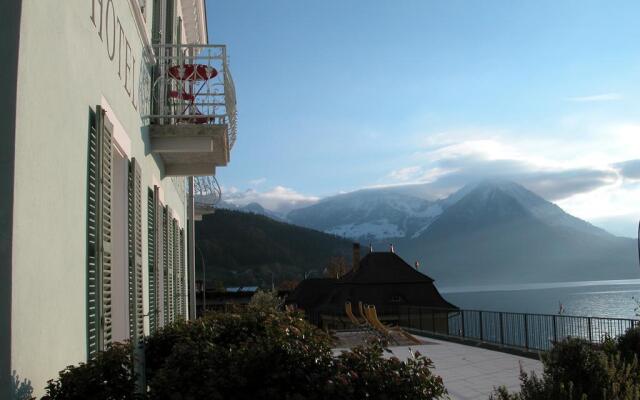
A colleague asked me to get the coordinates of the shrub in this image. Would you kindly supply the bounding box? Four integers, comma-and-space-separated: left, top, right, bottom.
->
44, 308, 447, 400
42, 342, 140, 400
331, 343, 447, 400
491, 336, 640, 400
147, 309, 447, 400
618, 326, 640, 362
247, 289, 284, 312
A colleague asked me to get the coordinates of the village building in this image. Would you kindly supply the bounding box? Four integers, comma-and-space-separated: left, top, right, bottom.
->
1, 0, 236, 395
289, 244, 457, 330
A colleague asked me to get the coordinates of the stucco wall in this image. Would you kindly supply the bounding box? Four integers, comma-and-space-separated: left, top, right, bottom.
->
12, 0, 188, 394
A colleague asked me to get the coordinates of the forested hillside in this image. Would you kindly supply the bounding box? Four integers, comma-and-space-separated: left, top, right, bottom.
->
195, 209, 353, 288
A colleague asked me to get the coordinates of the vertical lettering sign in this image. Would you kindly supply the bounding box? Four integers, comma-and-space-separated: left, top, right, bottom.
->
90, 0, 139, 111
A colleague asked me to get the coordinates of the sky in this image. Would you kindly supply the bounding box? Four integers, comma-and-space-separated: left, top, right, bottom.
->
206, 0, 640, 237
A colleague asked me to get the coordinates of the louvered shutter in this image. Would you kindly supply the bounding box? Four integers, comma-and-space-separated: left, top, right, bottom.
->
162, 206, 170, 324
147, 188, 157, 333
172, 218, 180, 319
180, 228, 186, 318
99, 108, 114, 349
155, 190, 165, 328
86, 110, 100, 358
128, 159, 144, 342
87, 105, 114, 352
165, 207, 174, 324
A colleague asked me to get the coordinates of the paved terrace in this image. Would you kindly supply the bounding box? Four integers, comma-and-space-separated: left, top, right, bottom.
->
335, 335, 543, 400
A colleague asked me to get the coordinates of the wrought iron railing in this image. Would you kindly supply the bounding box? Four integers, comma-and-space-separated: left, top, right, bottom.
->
314, 305, 640, 352
193, 175, 221, 215
146, 44, 237, 149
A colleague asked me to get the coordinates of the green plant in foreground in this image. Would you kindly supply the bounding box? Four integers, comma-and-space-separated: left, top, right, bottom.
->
42, 342, 141, 400
44, 308, 448, 400
491, 335, 640, 400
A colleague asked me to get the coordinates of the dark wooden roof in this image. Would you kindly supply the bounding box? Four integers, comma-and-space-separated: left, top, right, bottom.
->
341, 252, 434, 284
288, 252, 457, 311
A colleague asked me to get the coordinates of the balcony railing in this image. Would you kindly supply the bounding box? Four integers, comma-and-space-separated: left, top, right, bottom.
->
193, 175, 221, 219
314, 305, 640, 353
147, 43, 237, 149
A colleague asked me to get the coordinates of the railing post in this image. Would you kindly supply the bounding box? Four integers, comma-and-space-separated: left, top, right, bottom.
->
461, 311, 465, 338
479, 311, 483, 341
419, 307, 423, 331
524, 314, 529, 350
553, 315, 557, 345
588, 317, 593, 342
499, 312, 504, 345
432, 309, 436, 332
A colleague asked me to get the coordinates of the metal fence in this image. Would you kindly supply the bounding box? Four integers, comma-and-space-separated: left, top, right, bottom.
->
316, 305, 640, 352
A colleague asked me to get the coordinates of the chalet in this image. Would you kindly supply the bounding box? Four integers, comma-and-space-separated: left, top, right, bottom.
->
288, 244, 457, 330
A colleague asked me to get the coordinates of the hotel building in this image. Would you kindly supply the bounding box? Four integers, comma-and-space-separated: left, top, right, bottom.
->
1, 0, 236, 395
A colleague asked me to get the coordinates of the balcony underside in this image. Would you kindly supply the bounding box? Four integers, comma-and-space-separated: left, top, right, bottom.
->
150, 124, 230, 177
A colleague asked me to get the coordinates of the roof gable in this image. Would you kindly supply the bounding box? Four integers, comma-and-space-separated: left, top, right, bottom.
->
341, 252, 435, 284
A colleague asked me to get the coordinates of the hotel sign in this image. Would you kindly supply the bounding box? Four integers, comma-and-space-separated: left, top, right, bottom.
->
90, 0, 140, 111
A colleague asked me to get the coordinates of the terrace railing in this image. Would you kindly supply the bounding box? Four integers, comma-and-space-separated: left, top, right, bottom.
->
147, 43, 237, 149
315, 305, 640, 353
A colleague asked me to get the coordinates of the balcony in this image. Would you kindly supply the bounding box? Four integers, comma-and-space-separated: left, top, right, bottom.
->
193, 175, 221, 220
146, 44, 237, 177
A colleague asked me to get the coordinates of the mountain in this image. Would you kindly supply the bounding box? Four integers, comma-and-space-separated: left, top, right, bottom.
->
217, 200, 287, 221
195, 209, 352, 288
288, 188, 443, 239
287, 180, 639, 285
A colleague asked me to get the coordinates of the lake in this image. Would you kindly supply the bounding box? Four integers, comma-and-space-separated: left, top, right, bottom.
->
438, 279, 640, 320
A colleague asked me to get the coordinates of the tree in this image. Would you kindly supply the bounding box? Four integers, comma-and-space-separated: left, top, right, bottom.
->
324, 256, 349, 278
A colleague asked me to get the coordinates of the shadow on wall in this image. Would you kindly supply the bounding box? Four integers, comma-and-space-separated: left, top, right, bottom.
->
10, 370, 33, 400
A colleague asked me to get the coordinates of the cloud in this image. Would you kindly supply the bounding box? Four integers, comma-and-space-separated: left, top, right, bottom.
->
565, 93, 622, 102
248, 177, 267, 186
388, 166, 422, 182
614, 160, 640, 180
222, 186, 319, 213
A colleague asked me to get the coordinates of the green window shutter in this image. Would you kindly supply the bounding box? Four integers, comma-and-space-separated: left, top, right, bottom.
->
86, 110, 100, 359
180, 228, 186, 319
99, 107, 114, 349
87, 105, 114, 356
147, 187, 157, 333
156, 193, 165, 327
172, 218, 180, 319
165, 207, 174, 324
128, 159, 144, 342
162, 206, 170, 324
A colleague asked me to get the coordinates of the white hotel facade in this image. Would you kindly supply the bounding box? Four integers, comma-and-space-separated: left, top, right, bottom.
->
1, 0, 235, 395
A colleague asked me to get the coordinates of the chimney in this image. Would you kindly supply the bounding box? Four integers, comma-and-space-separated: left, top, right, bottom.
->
352, 243, 361, 271
389, 243, 395, 253
414, 261, 420, 270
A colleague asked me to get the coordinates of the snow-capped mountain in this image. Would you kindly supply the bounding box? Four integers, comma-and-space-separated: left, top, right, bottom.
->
287, 188, 443, 240
287, 180, 609, 241
217, 200, 287, 221
205, 180, 637, 285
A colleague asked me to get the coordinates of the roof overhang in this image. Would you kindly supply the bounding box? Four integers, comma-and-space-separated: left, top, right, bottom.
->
181, 0, 208, 44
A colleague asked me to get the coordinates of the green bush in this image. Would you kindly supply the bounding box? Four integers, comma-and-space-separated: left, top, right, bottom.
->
146, 310, 335, 400
42, 342, 140, 400
331, 344, 447, 400
618, 326, 640, 363
491, 336, 640, 400
44, 308, 447, 400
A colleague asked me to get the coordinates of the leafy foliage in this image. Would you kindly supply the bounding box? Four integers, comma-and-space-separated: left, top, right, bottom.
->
247, 289, 284, 312
491, 335, 640, 400
43, 307, 448, 400
618, 326, 640, 363
42, 343, 140, 400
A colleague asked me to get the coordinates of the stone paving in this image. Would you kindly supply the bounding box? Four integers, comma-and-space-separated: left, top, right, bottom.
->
335, 335, 543, 400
